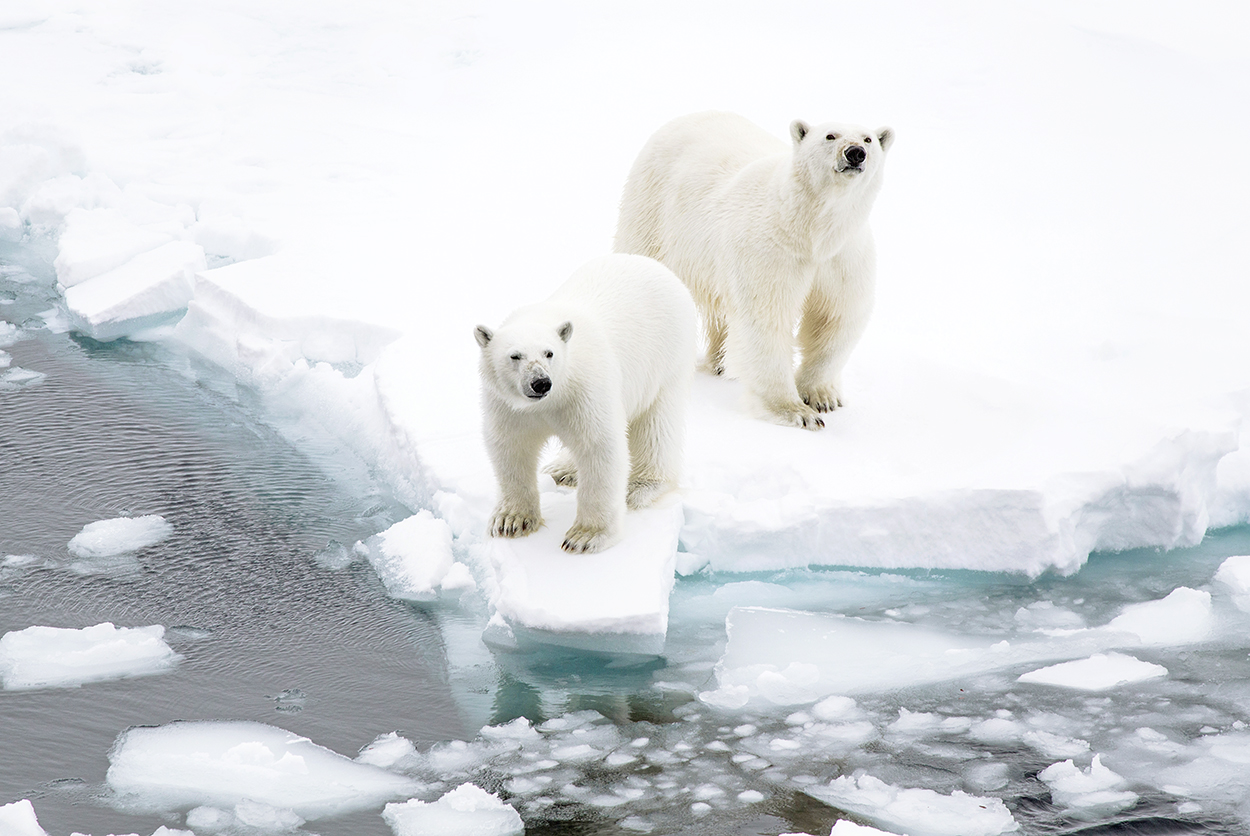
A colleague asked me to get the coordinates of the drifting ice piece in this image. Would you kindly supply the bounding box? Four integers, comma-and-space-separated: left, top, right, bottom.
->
484, 492, 681, 655
805, 772, 1018, 836
1017, 653, 1167, 691
63, 240, 205, 341
0, 800, 49, 836
0, 622, 181, 690
382, 783, 524, 836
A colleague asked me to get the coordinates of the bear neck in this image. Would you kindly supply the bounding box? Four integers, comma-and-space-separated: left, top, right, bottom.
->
777, 163, 881, 262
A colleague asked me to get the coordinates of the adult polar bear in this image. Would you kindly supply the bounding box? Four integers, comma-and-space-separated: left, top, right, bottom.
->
616, 111, 894, 430
475, 254, 696, 554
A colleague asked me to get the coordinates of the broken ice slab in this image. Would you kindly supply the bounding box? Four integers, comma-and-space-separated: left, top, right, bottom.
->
483, 492, 681, 656
63, 240, 205, 341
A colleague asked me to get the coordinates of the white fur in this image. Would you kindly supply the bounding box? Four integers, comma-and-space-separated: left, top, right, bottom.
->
615, 111, 894, 430
475, 254, 696, 553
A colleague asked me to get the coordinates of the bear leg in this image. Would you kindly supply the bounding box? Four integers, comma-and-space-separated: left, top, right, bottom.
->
560, 427, 628, 554
795, 256, 873, 412
486, 423, 546, 538
625, 388, 685, 509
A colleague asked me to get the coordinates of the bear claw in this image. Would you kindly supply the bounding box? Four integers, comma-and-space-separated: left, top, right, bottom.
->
561, 523, 618, 554
490, 511, 543, 538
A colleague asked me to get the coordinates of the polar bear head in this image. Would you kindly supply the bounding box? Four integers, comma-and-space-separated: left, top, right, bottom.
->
789, 119, 894, 188
474, 318, 574, 406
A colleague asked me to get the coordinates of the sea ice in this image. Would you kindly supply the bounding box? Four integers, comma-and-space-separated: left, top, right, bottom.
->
0, 799, 48, 836
1017, 653, 1167, 691
483, 491, 681, 654
63, 240, 204, 341
804, 772, 1018, 836
0, 622, 181, 690
106, 720, 420, 821
1038, 755, 1139, 818
1214, 555, 1250, 612
381, 783, 524, 836
67, 515, 173, 559
357, 510, 456, 601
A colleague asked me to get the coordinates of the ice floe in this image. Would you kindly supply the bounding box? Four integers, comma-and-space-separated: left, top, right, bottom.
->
357, 509, 459, 601
382, 783, 523, 836
67, 515, 173, 559
1038, 754, 1139, 819
803, 772, 1018, 836
1018, 652, 1167, 691
0, 622, 180, 690
106, 721, 420, 821
0, 800, 48, 836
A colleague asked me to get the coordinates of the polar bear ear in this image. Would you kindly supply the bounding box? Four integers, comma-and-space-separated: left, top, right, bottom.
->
557, 321, 573, 343
474, 325, 493, 348
789, 120, 810, 144
876, 127, 895, 152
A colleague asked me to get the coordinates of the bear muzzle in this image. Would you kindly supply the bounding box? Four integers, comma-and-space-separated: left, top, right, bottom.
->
525, 375, 553, 399
838, 144, 867, 173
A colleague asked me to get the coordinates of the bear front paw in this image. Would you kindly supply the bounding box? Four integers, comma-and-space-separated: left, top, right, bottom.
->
490, 508, 543, 538
799, 383, 843, 413
561, 523, 620, 554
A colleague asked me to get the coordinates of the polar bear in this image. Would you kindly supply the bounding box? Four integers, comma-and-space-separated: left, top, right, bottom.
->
615, 111, 894, 430
474, 254, 696, 554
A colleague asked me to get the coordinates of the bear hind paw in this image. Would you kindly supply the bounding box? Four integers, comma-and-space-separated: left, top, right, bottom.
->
543, 459, 578, 488
627, 478, 672, 510
561, 523, 620, 554
769, 401, 825, 431
799, 383, 843, 413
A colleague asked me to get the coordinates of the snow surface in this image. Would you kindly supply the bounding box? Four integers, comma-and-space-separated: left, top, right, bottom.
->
1017, 652, 1168, 691
0, 622, 181, 690
382, 783, 524, 836
803, 772, 1018, 836
106, 720, 420, 822
3, 0, 1250, 645
67, 515, 173, 559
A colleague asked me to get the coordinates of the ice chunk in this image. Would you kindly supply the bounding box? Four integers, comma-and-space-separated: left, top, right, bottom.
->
63, 240, 205, 341
1018, 652, 1167, 691
1038, 755, 1138, 818
106, 720, 419, 820
54, 207, 177, 288
1103, 588, 1213, 645
0, 366, 46, 390
356, 732, 421, 770
0, 622, 181, 690
359, 511, 455, 601
382, 783, 523, 836
0, 206, 21, 242
804, 772, 1018, 836
68, 515, 173, 558
0, 799, 49, 836
1214, 555, 1250, 611
485, 492, 681, 654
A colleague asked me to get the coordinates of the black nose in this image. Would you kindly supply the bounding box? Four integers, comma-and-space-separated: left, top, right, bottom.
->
531, 377, 551, 395
845, 145, 866, 166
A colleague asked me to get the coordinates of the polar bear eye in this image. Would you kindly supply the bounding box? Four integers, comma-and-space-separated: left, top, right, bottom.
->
510, 352, 522, 361
825, 133, 838, 141
864, 136, 873, 143
545, 350, 554, 359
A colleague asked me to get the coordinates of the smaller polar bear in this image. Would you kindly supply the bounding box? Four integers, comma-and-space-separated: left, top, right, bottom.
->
474, 254, 696, 553
616, 111, 894, 430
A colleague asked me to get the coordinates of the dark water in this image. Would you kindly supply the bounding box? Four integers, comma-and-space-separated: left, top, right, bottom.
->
0, 251, 466, 836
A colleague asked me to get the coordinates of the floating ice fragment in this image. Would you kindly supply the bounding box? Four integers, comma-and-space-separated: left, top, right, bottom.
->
1018, 652, 1167, 691
0, 366, 46, 389
1104, 588, 1212, 646
107, 720, 419, 820
67, 515, 173, 558
356, 732, 420, 770
359, 510, 455, 601
382, 783, 523, 836
0, 622, 181, 690
0, 799, 49, 836
804, 772, 1019, 836
1038, 755, 1138, 818
1021, 729, 1090, 759
1214, 555, 1250, 612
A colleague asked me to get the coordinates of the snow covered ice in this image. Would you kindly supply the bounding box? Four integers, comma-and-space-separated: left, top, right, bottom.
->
5, 0, 1250, 834
382, 783, 523, 836
0, 622, 180, 691
106, 721, 421, 824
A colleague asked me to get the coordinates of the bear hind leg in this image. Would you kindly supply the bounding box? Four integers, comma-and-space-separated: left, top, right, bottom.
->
625, 388, 685, 509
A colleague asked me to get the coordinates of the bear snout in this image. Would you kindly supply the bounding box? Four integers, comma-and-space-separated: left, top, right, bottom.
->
843, 145, 867, 168
527, 376, 552, 399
